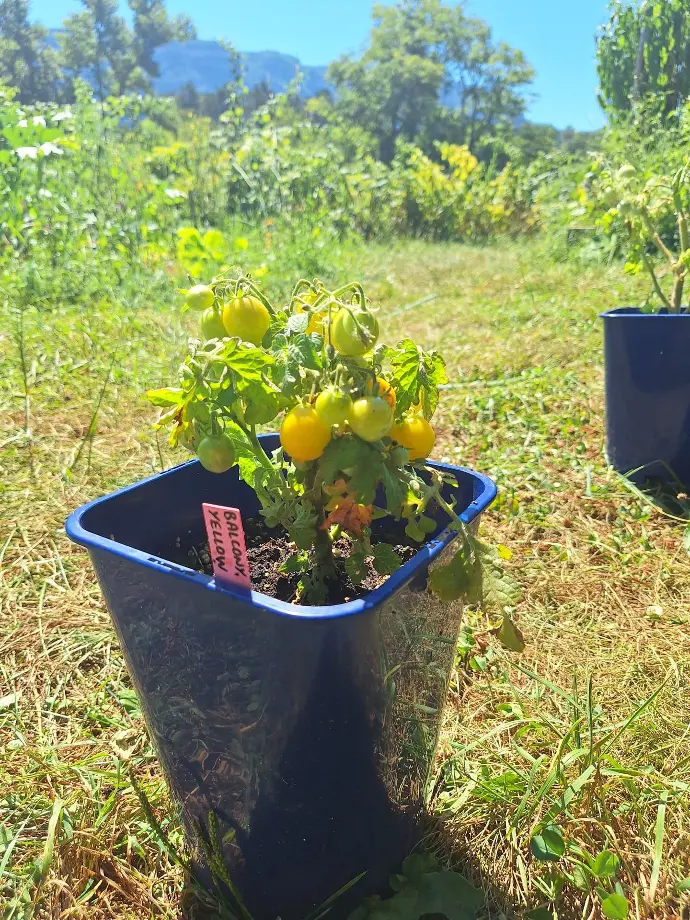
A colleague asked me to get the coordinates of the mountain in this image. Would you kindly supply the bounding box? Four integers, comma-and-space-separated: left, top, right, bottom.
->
153, 43, 329, 98
46, 31, 329, 98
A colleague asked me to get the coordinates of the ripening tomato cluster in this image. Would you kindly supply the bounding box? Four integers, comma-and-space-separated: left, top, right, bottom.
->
278, 394, 435, 465
185, 280, 436, 473
187, 284, 272, 347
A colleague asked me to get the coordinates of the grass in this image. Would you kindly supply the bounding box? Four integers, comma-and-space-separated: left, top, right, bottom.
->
2, 238, 690, 918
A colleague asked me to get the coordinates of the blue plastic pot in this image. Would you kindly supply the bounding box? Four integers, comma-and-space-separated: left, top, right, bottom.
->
65, 435, 496, 919
602, 307, 690, 485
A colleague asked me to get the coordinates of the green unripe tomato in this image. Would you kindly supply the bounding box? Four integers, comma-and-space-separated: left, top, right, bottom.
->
616, 164, 637, 181
315, 388, 353, 427
186, 284, 215, 312
200, 308, 227, 340
330, 308, 379, 356
349, 396, 393, 442
197, 434, 236, 474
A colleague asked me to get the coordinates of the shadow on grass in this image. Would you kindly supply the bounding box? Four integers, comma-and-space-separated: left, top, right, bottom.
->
618, 465, 690, 527
175, 811, 521, 920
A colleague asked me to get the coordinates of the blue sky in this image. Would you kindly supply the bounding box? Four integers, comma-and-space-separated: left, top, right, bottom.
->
30, 0, 609, 130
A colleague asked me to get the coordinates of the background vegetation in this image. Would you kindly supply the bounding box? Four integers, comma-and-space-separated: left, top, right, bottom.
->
3, 0, 690, 918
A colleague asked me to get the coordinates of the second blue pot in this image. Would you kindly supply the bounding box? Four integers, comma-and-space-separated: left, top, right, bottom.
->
602, 307, 690, 485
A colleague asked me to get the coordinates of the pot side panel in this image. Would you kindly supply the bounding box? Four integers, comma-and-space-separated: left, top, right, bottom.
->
88, 540, 463, 919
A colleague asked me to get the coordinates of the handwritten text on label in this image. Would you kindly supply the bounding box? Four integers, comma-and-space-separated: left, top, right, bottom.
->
202, 503, 251, 591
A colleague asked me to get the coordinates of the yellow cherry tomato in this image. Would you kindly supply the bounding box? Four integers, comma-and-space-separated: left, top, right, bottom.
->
280, 405, 332, 463
222, 295, 271, 346
390, 415, 435, 461
349, 397, 393, 442
365, 376, 396, 411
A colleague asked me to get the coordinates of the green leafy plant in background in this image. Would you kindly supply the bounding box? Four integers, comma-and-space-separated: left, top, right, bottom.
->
597, 0, 690, 119
596, 158, 690, 311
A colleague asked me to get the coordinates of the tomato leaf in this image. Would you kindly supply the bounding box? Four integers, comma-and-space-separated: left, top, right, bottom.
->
390, 338, 447, 418
320, 437, 369, 481
146, 387, 184, 407
242, 385, 280, 425
280, 552, 309, 575
380, 462, 407, 511
469, 538, 520, 611
372, 544, 402, 576
269, 332, 321, 393
321, 438, 383, 505
346, 550, 368, 584
429, 547, 473, 601
490, 613, 526, 653
287, 503, 319, 551
219, 339, 273, 385
288, 332, 322, 370
286, 312, 310, 334
348, 450, 384, 505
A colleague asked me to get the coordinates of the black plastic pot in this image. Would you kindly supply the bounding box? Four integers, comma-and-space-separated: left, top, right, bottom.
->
65, 435, 496, 919
602, 307, 690, 485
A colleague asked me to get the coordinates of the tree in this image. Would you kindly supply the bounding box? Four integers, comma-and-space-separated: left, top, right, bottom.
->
130, 0, 195, 79
0, 0, 63, 102
597, 0, 690, 118
176, 79, 200, 111
328, 1, 445, 163
327, 0, 533, 162
60, 0, 196, 98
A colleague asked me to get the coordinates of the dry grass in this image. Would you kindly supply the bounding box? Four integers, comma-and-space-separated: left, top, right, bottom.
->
2, 239, 690, 919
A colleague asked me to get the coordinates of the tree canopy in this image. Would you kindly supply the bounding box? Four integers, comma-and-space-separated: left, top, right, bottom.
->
0, 0, 62, 102
327, 0, 534, 162
597, 0, 690, 119
59, 0, 196, 97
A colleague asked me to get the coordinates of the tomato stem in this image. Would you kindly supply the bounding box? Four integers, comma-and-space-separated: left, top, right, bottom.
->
235, 275, 277, 317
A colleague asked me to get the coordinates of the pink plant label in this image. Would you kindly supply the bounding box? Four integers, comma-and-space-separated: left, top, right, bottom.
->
202, 504, 251, 591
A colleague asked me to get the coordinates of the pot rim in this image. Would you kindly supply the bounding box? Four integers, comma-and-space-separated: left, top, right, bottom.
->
600, 306, 690, 318
65, 457, 497, 621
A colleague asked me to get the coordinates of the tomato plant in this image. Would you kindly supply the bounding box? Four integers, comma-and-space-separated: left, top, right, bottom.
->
593, 154, 690, 311
149, 271, 514, 607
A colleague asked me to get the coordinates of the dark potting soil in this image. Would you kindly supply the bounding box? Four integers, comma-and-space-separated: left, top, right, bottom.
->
187, 517, 417, 605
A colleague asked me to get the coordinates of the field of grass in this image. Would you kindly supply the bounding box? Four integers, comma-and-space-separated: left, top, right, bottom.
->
2, 239, 690, 919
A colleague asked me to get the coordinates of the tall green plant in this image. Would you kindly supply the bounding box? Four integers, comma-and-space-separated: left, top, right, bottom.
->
598, 0, 690, 118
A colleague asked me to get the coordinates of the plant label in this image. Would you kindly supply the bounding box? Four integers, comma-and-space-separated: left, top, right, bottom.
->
202, 504, 251, 591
